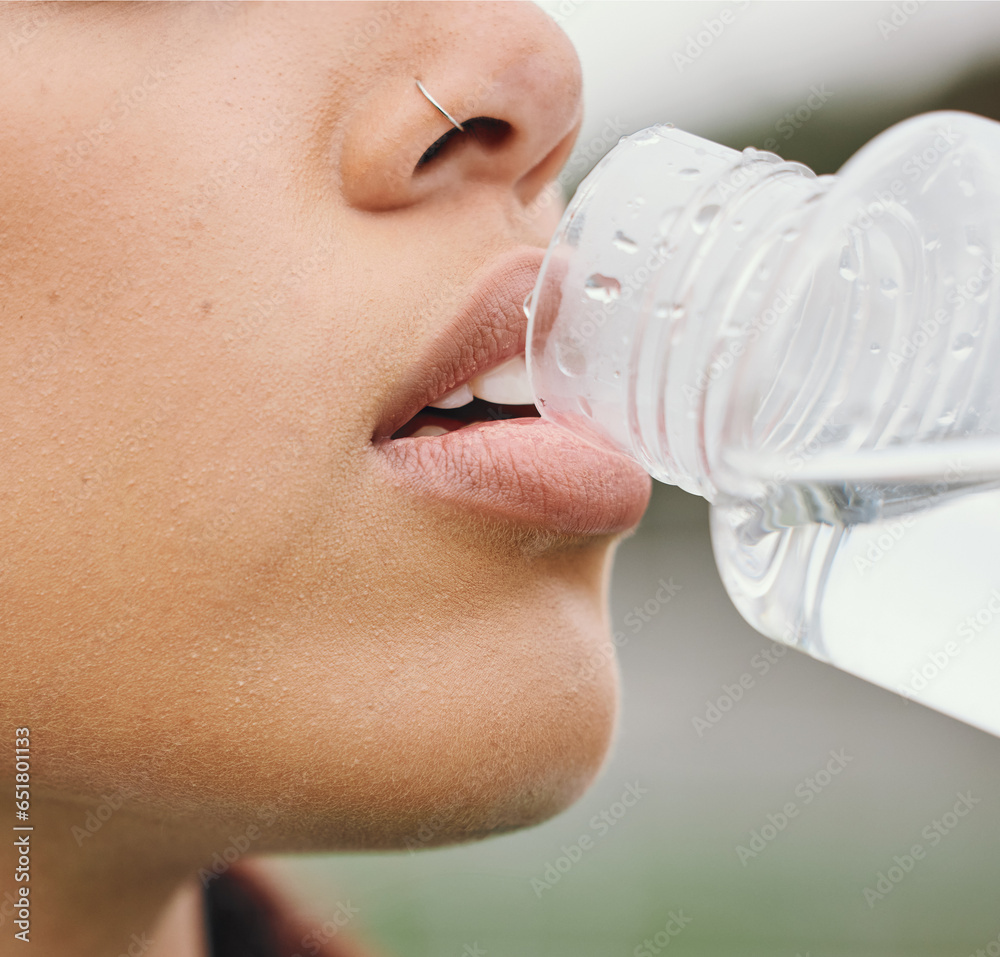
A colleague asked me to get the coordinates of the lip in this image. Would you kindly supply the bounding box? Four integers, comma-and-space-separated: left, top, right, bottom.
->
373, 246, 652, 536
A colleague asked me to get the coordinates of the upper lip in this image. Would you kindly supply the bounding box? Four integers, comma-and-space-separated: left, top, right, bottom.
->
373, 245, 545, 441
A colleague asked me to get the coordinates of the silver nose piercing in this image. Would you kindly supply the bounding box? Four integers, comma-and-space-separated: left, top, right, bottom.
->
415, 79, 465, 132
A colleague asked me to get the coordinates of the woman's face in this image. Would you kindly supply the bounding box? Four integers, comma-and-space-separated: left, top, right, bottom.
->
0, 1, 650, 850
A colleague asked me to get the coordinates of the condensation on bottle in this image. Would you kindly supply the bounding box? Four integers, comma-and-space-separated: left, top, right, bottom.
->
526, 113, 1000, 737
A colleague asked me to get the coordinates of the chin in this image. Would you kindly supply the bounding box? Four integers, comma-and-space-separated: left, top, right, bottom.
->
246, 537, 623, 853
27, 520, 625, 858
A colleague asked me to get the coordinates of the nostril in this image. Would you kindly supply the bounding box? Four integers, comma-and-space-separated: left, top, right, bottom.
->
414, 117, 514, 172
415, 128, 459, 170
465, 116, 513, 150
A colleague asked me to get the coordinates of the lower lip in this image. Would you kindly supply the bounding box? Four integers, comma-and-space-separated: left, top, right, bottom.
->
375, 418, 652, 536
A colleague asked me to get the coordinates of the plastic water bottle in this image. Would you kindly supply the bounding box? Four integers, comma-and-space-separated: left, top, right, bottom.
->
526, 112, 1000, 736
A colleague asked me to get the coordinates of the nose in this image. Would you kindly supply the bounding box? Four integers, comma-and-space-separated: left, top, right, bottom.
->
338, 2, 583, 212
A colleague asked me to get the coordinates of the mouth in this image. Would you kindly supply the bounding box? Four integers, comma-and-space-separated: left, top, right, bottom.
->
373, 246, 651, 537
389, 351, 540, 439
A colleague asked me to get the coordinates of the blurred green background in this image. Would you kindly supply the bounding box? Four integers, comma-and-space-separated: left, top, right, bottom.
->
274, 4, 1000, 954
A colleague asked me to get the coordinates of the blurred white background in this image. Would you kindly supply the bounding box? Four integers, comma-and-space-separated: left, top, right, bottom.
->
544, 0, 1000, 145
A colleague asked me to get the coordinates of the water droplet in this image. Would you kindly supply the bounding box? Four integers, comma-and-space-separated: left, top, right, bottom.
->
612, 230, 638, 253
839, 246, 858, 281
732, 220, 746, 232
965, 226, 986, 255
741, 146, 759, 165
692, 204, 720, 234
654, 239, 676, 260
780, 227, 799, 242
555, 339, 587, 377
584, 273, 620, 303
952, 332, 975, 359
577, 396, 593, 417
924, 236, 942, 252
522, 291, 535, 320
959, 177, 976, 198
936, 410, 958, 426
566, 214, 585, 248
757, 263, 771, 281
629, 128, 660, 145
870, 342, 881, 354
879, 278, 899, 298
679, 168, 700, 179
654, 302, 684, 321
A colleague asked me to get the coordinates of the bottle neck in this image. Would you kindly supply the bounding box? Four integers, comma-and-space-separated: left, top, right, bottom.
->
636, 147, 835, 498
527, 126, 834, 500
529, 115, 1000, 505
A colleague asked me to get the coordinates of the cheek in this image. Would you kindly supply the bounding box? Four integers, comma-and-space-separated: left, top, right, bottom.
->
0, 285, 343, 583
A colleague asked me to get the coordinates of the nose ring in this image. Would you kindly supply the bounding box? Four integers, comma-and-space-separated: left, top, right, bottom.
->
415, 79, 465, 132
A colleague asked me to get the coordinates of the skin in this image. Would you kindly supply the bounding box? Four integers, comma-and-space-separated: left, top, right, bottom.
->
0, 3, 648, 954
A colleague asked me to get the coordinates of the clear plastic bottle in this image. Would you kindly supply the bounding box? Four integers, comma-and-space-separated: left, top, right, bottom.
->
526, 112, 1000, 736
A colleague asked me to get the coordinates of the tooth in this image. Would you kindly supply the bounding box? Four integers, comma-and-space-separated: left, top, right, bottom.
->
412, 425, 449, 437
469, 354, 533, 405
428, 383, 474, 409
